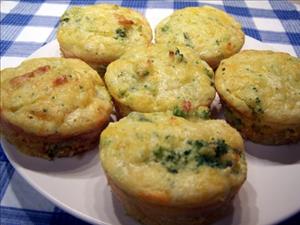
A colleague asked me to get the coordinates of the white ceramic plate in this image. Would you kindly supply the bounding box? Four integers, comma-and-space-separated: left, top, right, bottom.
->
1, 12, 300, 225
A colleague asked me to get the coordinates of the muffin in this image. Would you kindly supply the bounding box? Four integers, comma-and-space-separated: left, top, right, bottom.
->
0, 57, 112, 159
104, 44, 216, 119
100, 112, 247, 225
215, 50, 300, 144
155, 6, 244, 69
57, 4, 152, 73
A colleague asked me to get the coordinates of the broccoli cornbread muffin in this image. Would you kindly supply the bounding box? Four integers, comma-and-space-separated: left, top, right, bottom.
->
155, 6, 244, 69
100, 112, 247, 225
215, 50, 300, 144
0, 58, 112, 159
57, 4, 152, 73
104, 44, 216, 119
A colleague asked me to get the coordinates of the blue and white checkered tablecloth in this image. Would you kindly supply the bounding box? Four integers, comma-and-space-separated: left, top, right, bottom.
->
0, 0, 299, 225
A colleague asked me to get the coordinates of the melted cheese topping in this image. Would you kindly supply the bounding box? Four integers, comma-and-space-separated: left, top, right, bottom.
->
155, 6, 244, 69
1, 58, 112, 136
104, 44, 216, 114
57, 4, 152, 65
100, 112, 247, 206
215, 50, 300, 125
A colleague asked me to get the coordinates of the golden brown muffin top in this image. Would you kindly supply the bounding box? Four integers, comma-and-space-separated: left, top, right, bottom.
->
215, 50, 300, 125
155, 6, 244, 69
1, 58, 112, 136
100, 112, 247, 207
104, 44, 216, 116
57, 4, 152, 65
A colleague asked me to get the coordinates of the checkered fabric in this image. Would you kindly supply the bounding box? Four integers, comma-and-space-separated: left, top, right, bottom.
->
1, 0, 299, 224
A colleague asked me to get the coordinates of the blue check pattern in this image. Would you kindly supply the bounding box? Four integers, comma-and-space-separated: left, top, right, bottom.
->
1, 1, 299, 225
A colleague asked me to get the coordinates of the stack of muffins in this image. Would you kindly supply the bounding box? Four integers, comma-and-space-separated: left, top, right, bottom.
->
1, 4, 299, 225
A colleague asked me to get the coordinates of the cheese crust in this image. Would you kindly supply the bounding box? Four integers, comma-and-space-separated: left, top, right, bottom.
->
57, 4, 152, 71
155, 6, 244, 69
100, 112, 247, 225
215, 50, 300, 144
1, 58, 112, 158
104, 44, 216, 118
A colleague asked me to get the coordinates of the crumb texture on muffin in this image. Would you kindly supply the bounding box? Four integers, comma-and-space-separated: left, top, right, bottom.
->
215, 50, 300, 144
57, 4, 152, 68
104, 44, 216, 118
155, 6, 244, 69
1, 57, 112, 158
